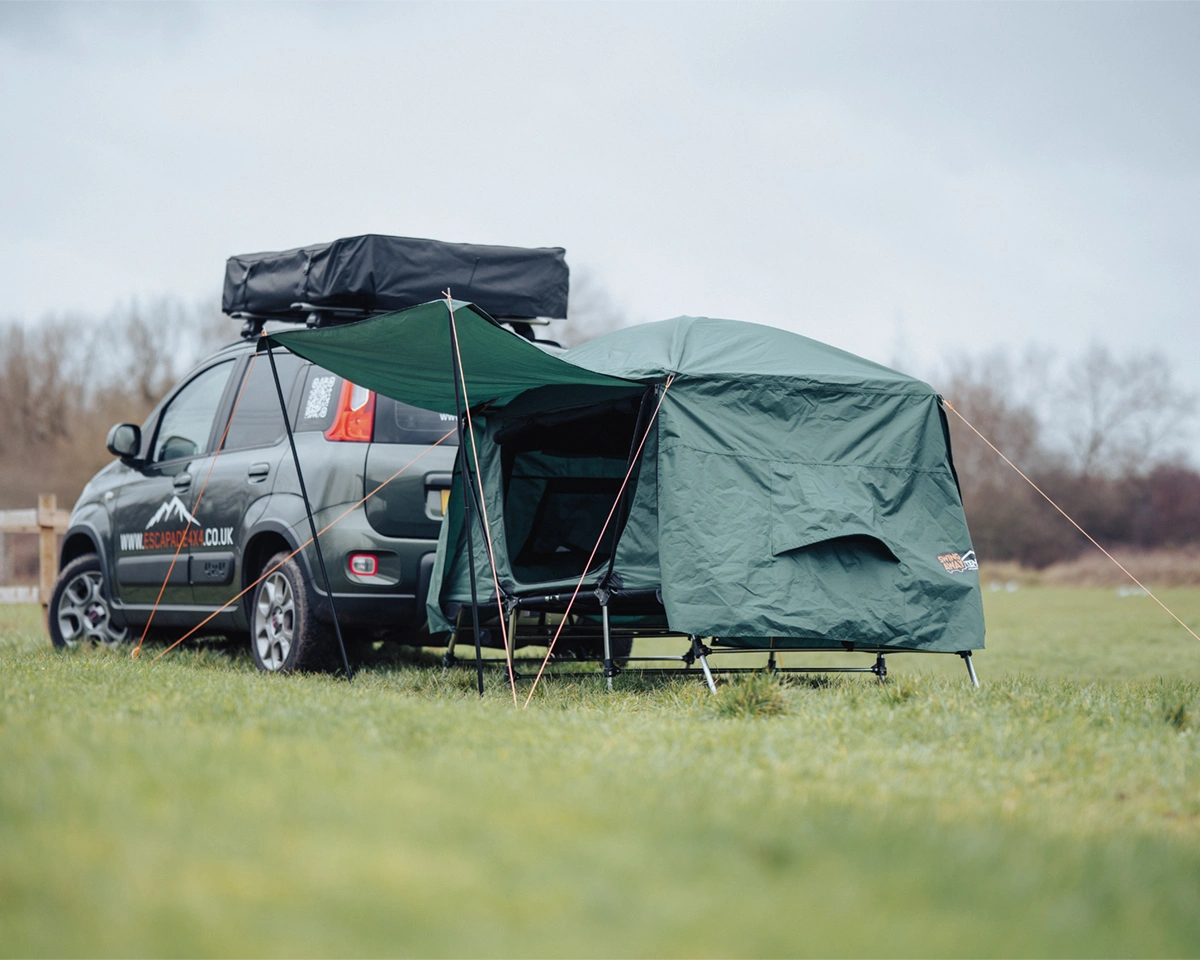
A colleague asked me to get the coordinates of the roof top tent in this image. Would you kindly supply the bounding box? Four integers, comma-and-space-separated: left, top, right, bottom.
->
224, 233, 569, 337
270, 301, 985, 689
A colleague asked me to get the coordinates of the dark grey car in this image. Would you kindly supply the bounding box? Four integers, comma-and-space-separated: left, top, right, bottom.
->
48, 336, 458, 671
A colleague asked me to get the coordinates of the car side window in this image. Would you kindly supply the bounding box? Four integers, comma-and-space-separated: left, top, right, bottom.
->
221, 352, 305, 451
152, 361, 237, 463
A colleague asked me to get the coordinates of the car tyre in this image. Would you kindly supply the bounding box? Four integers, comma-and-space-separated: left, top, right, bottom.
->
48, 553, 130, 649
249, 551, 336, 673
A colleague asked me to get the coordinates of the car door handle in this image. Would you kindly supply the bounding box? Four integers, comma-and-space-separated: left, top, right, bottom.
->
248, 463, 270, 482
173, 473, 192, 490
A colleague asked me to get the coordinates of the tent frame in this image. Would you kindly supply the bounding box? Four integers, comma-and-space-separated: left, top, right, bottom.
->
438, 589, 982, 690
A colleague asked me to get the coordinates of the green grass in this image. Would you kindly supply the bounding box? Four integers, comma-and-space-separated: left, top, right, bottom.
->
1, 589, 1199, 957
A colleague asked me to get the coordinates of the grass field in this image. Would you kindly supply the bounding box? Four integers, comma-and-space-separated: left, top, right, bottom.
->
2, 588, 1199, 957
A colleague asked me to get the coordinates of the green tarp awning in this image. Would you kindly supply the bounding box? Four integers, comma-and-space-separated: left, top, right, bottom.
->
266, 299, 636, 415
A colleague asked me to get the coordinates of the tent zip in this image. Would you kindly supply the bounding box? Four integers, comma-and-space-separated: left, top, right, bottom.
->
598, 383, 658, 593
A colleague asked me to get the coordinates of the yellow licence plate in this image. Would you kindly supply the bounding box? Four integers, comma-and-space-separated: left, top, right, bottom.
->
440, 489, 451, 516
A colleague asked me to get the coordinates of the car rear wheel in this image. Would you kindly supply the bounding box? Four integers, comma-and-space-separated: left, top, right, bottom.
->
250, 551, 334, 673
49, 554, 129, 649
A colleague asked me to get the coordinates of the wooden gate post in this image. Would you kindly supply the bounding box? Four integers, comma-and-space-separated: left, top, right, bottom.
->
38, 493, 57, 628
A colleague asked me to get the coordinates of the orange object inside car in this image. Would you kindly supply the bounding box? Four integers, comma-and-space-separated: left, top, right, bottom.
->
325, 381, 376, 442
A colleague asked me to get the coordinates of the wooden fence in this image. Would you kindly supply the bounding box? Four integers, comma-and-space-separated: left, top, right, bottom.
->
0, 494, 71, 620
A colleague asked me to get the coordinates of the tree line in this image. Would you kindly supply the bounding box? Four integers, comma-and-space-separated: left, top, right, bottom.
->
0, 299, 231, 510
0, 298, 1195, 569
934, 344, 1198, 567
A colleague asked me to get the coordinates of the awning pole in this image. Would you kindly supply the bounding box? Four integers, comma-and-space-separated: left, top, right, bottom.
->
264, 338, 353, 681
446, 302, 486, 697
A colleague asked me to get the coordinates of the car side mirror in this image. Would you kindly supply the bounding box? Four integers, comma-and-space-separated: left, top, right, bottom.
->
106, 423, 142, 461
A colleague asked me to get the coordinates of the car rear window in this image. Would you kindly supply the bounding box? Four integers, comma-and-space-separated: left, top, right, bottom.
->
373, 395, 460, 445
293, 366, 458, 445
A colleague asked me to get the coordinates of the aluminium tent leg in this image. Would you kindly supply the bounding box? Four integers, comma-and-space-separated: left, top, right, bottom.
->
959, 651, 980, 688
442, 609, 462, 671
602, 603, 615, 692
873, 653, 887, 684
507, 604, 519, 679
690, 636, 717, 695
265, 339, 352, 682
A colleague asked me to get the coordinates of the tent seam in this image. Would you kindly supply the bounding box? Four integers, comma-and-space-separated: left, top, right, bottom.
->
657, 439, 957, 474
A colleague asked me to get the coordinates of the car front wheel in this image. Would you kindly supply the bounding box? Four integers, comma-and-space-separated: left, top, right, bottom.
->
250, 551, 335, 673
49, 553, 130, 649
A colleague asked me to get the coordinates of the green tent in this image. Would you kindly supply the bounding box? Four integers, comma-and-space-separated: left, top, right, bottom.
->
272, 301, 984, 669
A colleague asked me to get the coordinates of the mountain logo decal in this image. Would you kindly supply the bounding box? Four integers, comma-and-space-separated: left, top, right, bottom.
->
146, 495, 200, 529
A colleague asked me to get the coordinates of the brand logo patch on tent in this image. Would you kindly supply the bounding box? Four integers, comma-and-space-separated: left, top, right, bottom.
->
937, 549, 978, 574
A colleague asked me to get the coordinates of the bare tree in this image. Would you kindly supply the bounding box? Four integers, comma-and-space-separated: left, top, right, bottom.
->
1055, 343, 1196, 477
548, 268, 630, 347
0, 296, 242, 508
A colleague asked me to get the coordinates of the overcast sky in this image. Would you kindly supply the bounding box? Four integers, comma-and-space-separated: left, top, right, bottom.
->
2, 1, 1197, 445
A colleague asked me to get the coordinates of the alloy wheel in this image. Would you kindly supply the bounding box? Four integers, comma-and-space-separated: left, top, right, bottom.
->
56, 570, 129, 647
255, 571, 295, 670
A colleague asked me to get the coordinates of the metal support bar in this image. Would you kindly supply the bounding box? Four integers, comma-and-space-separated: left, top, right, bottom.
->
959, 651, 980, 688
873, 653, 887, 683
265, 339, 352, 681
602, 602, 616, 691
691, 635, 718, 694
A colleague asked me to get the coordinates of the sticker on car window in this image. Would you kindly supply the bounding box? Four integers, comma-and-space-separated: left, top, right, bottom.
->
304, 376, 336, 419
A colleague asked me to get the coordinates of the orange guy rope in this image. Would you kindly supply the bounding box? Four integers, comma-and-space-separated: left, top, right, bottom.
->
942, 398, 1200, 645
149, 429, 455, 663
523, 374, 675, 708
133, 351, 261, 659
444, 293, 519, 706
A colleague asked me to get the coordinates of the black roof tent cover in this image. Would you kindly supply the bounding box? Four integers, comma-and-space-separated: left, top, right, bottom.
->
223, 234, 569, 323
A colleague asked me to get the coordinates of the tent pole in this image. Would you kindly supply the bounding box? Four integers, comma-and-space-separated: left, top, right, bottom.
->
447, 306, 485, 697
264, 338, 353, 681
959, 651, 980, 688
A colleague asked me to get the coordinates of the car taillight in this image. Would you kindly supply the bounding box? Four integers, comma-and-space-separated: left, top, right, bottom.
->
348, 553, 378, 576
325, 381, 376, 442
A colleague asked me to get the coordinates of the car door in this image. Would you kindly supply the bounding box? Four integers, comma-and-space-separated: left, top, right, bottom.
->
110, 358, 238, 612
188, 350, 307, 609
